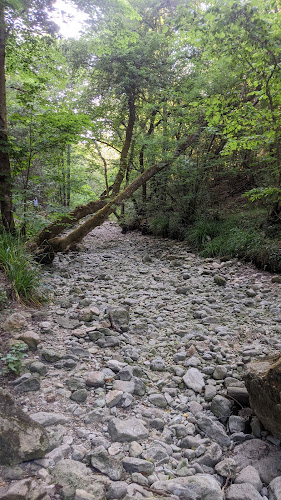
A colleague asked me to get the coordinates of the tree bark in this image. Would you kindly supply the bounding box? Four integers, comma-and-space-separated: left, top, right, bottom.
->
33, 125, 204, 262
0, 6, 14, 232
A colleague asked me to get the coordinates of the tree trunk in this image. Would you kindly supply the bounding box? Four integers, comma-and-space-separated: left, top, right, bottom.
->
0, 6, 14, 232
33, 126, 204, 262
111, 94, 135, 197
66, 144, 71, 207
30, 199, 107, 249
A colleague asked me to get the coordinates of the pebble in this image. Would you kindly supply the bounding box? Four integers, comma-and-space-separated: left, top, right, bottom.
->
2, 222, 281, 499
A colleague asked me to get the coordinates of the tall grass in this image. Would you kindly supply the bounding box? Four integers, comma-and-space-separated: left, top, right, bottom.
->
0, 232, 44, 303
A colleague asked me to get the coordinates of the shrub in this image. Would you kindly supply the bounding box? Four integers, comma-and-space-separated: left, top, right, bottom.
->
0, 232, 45, 303
0, 342, 27, 375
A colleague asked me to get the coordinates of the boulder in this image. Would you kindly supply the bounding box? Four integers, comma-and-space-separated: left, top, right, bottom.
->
244, 356, 281, 438
232, 439, 281, 484
0, 389, 49, 465
51, 459, 109, 500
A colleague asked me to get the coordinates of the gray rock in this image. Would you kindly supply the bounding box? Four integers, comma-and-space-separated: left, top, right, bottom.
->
152, 473, 223, 499
42, 348, 63, 363
149, 418, 165, 431
16, 331, 40, 350
3, 313, 27, 331
183, 368, 205, 393
235, 466, 262, 492
70, 389, 88, 402
13, 375, 40, 393
204, 385, 217, 401
268, 477, 281, 500
244, 357, 281, 439
232, 439, 281, 484
85, 371, 105, 388
107, 306, 129, 331
90, 446, 124, 481
213, 365, 228, 380
122, 457, 155, 474
150, 358, 166, 371
108, 417, 148, 442
30, 412, 70, 427
0, 478, 49, 500
65, 378, 85, 391
228, 416, 246, 434
211, 395, 232, 422
226, 483, 263, 500
78, 308, 93, 322
51, 459, 108, 500
214, 275, 227, 286
131, 472, 149, 486
74, 490, 96, 500
113, 380, 135, 393
106, 481, 128, 500
148, 393, 168, 408
0, 389, 49, 465
106, 390, 123, 408
215, 458, 237, 478
29, 361, 48, 376
197, 415, 231, 447
142, 445, 169, 464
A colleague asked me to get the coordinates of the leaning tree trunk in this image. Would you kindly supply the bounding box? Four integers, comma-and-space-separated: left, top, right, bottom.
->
0, 6, 14, 232
29, 199, 107, 250
33, 126, 204, 263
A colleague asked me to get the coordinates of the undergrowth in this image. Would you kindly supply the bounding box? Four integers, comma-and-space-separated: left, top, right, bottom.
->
186, 211, 281, 272
0, 232, 45, 303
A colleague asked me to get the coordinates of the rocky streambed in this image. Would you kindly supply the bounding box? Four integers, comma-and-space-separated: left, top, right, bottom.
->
1, 221, 281, 500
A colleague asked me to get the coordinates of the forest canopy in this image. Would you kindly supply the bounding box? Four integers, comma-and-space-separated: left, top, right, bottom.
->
0, 0, 280, 267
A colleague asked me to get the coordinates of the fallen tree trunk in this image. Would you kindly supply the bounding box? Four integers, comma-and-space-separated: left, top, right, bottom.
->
29, 199, 107, 250
33, 126, 204, 263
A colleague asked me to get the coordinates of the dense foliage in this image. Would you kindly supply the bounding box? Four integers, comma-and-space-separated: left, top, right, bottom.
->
0, 0, 281, 276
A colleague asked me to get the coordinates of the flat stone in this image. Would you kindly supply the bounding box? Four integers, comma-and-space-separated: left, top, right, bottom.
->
30, 412, 70, 427
14, 376, 40, 393
152, 474, 223, 500
183, 368, 205, 392
108, 417, 148, 442
113, 380, 135, 393
122, 457, 154, 474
